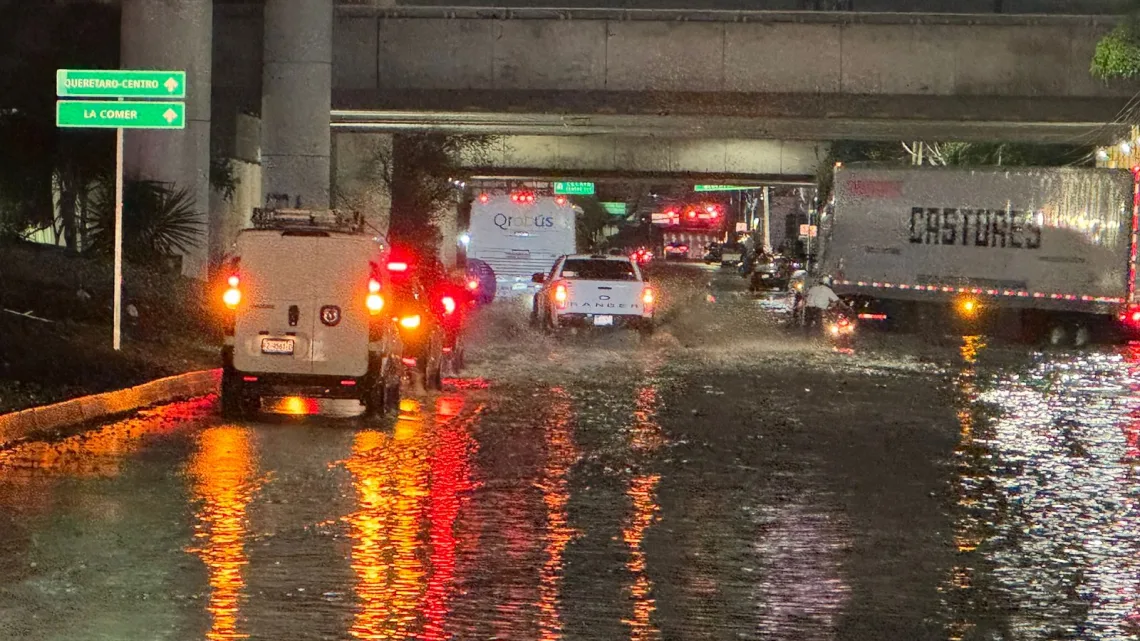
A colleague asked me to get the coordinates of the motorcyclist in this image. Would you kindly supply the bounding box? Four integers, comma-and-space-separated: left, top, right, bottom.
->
802, 275, 840, 334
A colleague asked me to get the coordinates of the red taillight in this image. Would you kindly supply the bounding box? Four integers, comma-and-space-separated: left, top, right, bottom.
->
441, 296, 456, 314
242, 376, 258, 382
839, 318, 850, 326
478, 193, 490, 204
467, 279, 479, 291
340, 380, 357, 386
1132, 310, 1140, 323
402, 357, 417, 367
387, 261, 408, 273
555, 284, 568, 309
642, 287, 655, 306
554, 195, 568, 206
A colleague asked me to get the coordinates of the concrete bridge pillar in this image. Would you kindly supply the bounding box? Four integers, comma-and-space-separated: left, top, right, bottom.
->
120, 0, 212, 279
262, 0, 332, 210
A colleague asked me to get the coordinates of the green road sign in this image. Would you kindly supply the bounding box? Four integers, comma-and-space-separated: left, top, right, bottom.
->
56, 100, 186, 129
553, 181, 595, 195
601, 201, 627, 216
57, 69, 186, 99
694, 184, 761, 192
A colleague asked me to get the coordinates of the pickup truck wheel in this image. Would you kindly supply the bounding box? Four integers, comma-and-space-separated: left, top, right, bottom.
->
529, 300, 541, 329
639, 322, 655, 340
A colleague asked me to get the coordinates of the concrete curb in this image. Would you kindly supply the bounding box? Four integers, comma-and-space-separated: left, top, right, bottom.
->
0, 369, 222, 447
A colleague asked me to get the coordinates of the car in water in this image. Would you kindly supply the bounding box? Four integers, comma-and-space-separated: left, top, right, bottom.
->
531, 254, 656, 338
218, 208, 403, 418
663, 242, 690, 261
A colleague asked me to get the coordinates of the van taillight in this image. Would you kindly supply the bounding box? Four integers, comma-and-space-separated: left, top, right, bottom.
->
366, 278, 384, 314
223, 274, 241, 309
441, 296, 456, 315
388, 261, 408, 273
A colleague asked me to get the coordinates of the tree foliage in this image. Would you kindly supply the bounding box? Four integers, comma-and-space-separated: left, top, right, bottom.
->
1092, 16, 1140, 80
818, 140, 1093, 200
385, 133, 497, 257
87, 178, 204, 265
0, 1, 118, 250
571, 196, 613, 252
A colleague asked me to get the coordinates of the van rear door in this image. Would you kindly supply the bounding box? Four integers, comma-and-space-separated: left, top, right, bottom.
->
310, 235, 370, 378
233, 231, 318, 375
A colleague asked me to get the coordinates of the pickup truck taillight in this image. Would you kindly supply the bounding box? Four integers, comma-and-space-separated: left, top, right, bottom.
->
642, 287, 655, 306
554, 284, 568, 309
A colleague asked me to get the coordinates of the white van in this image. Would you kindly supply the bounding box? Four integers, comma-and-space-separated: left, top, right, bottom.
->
218, 209, 403, 418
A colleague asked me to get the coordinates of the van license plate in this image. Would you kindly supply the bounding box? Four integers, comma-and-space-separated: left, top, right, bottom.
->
594, 315, 614, 326
261, 338, 294, 355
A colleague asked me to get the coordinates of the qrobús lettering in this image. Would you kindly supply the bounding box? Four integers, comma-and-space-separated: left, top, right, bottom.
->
908, 207, 1042, 249
493, 212, 555, 231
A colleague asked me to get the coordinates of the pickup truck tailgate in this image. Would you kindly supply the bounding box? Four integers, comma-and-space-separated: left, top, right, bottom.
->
563, 280, 646, 316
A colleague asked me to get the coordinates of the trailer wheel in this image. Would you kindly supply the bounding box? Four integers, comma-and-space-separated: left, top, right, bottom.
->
1047, 324, 1068, 347
1073, 325, 1091, 348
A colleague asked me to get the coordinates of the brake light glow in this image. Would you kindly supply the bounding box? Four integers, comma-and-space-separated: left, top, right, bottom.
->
467, 279, 479, 291
402, 357, 417, 367
555, 284, 568, 309
242, 376, 258, 382
441, 296, 456, 314
478, 193, 490, 204
340, 380, 357, 386
554, 196, 568, 206
223, 274, 241, 309
858, 313, 888, 320
642, 287, 655, 306
400, 315, 422, 329
366, 293, 384, 313
387, 261, 408, 273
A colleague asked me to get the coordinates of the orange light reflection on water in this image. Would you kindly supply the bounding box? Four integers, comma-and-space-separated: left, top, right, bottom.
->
346, 396, 477, 640
186, 426, 260, 641
623, 382, 663, 641
537, 387, 579, 641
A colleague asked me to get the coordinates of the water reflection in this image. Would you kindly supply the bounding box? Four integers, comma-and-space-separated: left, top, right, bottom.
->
753, 498, 851, 639
186, 425, 260, 641
948, 345, 1140, 639
537, 387, 580, 641
0, 398, 213, 513
623, 382, 664, 641
942, 335, 1005, 641
344, 396, 477, 640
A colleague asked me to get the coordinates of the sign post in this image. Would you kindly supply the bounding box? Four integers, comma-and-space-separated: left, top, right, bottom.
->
56, 69, 186, 351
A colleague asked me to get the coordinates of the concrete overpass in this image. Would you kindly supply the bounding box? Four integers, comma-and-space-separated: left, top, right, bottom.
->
122, 2, 1140, 276
325, 7, 1136, 143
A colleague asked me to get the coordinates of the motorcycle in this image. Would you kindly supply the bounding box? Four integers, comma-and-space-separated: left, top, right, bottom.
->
823, 305, 857, 348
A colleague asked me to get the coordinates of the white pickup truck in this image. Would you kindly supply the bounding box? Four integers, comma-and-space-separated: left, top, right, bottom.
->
530, 254, 656, 337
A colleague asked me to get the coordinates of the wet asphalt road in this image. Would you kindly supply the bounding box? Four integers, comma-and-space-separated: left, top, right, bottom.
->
6, 264, 1140, 640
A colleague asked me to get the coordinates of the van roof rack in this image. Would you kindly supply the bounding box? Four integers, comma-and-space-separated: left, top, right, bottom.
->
251, 207, 364, 233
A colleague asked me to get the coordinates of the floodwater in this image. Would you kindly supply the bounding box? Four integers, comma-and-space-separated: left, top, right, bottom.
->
3, 265, 1140, 640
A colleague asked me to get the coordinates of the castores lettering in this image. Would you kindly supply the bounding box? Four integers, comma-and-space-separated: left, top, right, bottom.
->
909, 207, 1042, 249
493, 213, 555, 230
